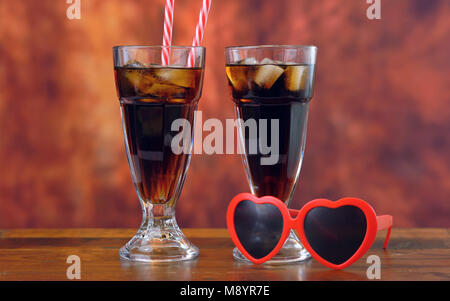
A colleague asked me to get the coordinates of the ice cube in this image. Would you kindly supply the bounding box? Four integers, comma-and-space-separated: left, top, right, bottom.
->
226, 66, 250, 93
284, 66, 308, 92
143, 83, 186, 97
154, 68, 196, 88
254, 64, 284, 89
260, 58, 275, 65
238, 57, 258, 65
124, 69, 155, 94
124, 60, 146, 68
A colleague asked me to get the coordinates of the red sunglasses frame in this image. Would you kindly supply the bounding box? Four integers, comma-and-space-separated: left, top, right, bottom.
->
227, 193, 393, 270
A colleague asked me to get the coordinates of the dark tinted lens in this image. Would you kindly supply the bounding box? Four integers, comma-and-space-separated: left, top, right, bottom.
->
304, 206, 367, 265
234, 200, 284, 259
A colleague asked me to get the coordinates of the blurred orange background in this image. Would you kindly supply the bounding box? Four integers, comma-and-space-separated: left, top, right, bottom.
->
0, 0, 449, 228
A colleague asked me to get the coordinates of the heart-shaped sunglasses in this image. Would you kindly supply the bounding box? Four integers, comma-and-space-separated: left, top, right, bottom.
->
227, 193, 393, 269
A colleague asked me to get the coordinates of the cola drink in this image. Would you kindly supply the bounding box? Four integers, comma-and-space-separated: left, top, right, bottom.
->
115, 64, 203, 205
226, 60, 315, 202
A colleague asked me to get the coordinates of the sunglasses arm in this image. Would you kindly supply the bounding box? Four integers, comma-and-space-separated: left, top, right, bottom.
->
376, 215, 393, 249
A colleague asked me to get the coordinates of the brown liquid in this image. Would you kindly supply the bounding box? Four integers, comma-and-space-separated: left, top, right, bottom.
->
115, 66, 203, 205
226, 64, 314, 202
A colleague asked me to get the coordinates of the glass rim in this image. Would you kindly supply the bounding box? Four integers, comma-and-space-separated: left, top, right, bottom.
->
225, 44, 317, 50
113, 45, 205, 51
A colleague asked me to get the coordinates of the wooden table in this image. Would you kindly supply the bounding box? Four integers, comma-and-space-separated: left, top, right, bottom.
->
0, 228, 449, 281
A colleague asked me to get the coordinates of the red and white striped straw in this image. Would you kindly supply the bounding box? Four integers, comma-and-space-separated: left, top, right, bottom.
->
162, 0, 175, 66
187, 0, 211, 67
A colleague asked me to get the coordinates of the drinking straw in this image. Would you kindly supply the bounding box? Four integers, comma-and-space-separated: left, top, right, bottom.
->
162, 0, 175, 65
188, 0, 212, 67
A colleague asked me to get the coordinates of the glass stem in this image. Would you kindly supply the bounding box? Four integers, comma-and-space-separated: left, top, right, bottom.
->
138, 203, 182, 240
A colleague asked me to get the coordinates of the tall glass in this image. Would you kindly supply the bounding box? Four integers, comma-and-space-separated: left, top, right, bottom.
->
114, 46, 205, 262
225, 45, 317, 263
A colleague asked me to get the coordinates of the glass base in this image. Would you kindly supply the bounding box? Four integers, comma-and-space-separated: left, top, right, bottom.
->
119, 212, 199, 263
233, 231, 311, 264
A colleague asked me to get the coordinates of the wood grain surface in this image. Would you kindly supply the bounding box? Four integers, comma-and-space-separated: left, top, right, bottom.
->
0, 228, 449, 281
